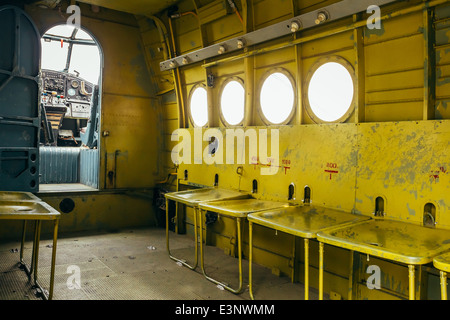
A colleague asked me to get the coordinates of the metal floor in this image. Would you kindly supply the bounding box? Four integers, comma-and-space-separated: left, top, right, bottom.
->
0, 227, 321, 301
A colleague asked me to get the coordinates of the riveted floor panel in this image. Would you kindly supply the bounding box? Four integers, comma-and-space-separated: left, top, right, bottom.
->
0, 228, 320, 300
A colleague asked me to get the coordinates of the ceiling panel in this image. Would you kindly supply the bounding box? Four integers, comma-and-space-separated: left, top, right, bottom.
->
77, 0, 180, 16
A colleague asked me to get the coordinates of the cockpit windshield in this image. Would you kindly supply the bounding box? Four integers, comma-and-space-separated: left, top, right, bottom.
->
41, 24, 100, 85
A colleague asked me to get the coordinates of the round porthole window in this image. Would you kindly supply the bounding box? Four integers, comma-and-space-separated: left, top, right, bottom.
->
189, 84, 208, 127
220, 78, 245, 126
306, 57, 355, 123
259, 69, 295, 125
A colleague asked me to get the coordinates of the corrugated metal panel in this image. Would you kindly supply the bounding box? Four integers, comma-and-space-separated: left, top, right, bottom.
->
39, 147, 80, 184
80, 149, 99, 189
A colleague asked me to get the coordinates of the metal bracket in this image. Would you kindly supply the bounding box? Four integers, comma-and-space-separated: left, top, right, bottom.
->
160, 0, 398, 71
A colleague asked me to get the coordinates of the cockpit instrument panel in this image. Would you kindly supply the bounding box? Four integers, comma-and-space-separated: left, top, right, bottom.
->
41, 69, 94, 119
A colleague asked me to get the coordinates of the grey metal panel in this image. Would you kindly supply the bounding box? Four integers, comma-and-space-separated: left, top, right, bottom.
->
39, 147, 80, 184
80, 148, 99, 189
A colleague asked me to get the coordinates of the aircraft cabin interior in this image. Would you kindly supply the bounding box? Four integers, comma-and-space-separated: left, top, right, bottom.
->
1, 0, 450, 306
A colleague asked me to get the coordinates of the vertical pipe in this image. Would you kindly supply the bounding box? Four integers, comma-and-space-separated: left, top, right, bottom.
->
408, 265, 415, 300
237, 218, 243, 291
199, 208, 205, 272
168, 17, 186, 128
193, 206, 198, 265
319, 242, 324, 300
20, 221, 27, 263
29, 220, 39, 276
441, 271, 447, 300
49, 219, 59, 300
249, 221, 254, 300
166, 198, 170, 252
304, 238, 309, 300
348, 250, 354, 300
33, 220, 41, 284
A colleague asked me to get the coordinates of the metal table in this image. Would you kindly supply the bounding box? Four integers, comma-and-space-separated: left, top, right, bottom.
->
164, 188, 249, 270
0, 192, 60, 300
317, 219, 450, 300
198, 198, 292, 294
247, 205, 370, 300
433, 252, 450, 300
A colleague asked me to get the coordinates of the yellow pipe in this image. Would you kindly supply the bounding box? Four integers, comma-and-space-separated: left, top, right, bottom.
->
168, 18, 186, 128
147, 15, 186, 128
249, 221, 254, 300
156, 172, 178, 184
319, 242, 324, 300
304, 238, 309, 300
408, 265, 415, 300
181, 11, 198, 19
348, 251, 354, 300
202, 0, 449, 69
49, 219, 59, 300
200, 212, 244, 293
166, 199, 199, 269
20, 220, 26, 263
441, 271, 448, 300
33, 220, 42, 284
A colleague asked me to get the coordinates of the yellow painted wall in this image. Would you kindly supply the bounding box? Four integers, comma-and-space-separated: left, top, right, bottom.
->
138, 0, 450, 299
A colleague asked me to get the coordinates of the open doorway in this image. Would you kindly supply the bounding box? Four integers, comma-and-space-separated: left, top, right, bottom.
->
39, 24, 102, 192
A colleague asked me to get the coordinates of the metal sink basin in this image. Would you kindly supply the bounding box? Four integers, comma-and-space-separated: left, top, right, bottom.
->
165, 188, 249, 206
0, 201, 60, 220
199, 198, 293, 218
0, 192, 41, 201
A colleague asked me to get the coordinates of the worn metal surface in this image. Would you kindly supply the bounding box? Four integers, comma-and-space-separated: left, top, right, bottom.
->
317, 219, 450, 265
0, 191, 41, 201
434, 252, 450, 273
248, 205, 370, 239
165, 187, 249, 206
0, 200, 60, 220
199, 198, 292, 218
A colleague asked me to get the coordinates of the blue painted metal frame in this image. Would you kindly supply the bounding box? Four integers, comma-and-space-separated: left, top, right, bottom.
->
0, 5, 41, 192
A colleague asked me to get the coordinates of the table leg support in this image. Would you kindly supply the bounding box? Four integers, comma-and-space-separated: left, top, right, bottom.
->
200, 213, 244, 294
249, 221, 254, 300
440, 271, 447, 300
33, 220, 42, 284
20, 221, 27, 264
408, 265, 415, 300
48, 219, 59, 300
319, 242, 324, 300
165, 198, 198, 270
304, 238, 309, 300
